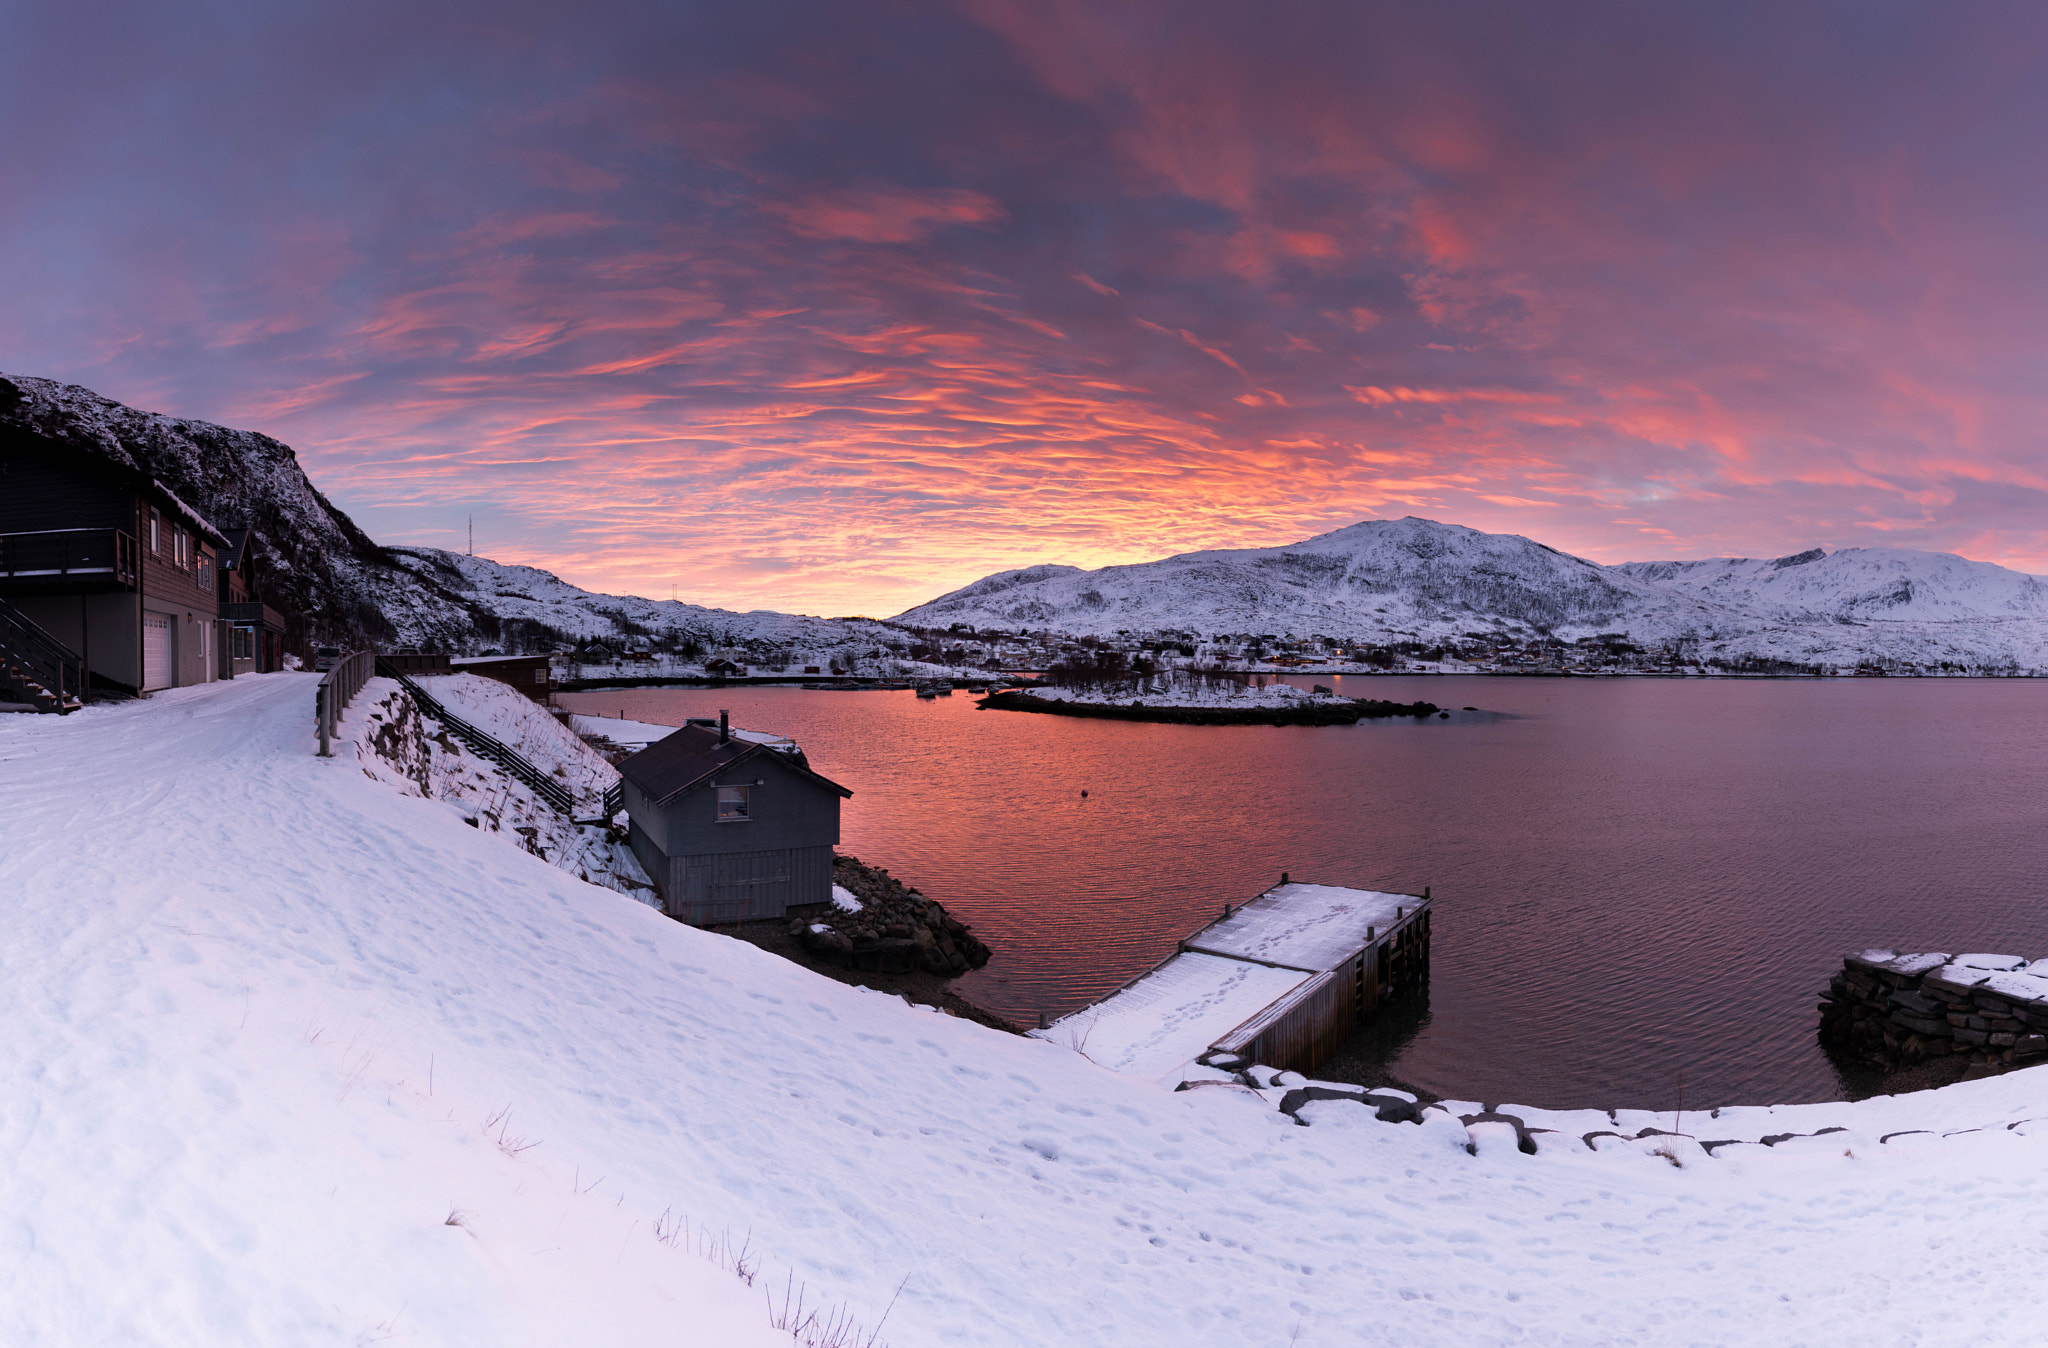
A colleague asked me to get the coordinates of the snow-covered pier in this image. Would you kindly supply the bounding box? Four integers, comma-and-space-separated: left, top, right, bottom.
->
1033, 879, 1431, 1083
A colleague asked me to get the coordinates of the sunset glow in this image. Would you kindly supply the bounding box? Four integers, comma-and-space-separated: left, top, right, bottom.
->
7, 2, 2048, 614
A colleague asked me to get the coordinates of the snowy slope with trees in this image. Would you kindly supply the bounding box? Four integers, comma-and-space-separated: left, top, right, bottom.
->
896, 517, 2048, 670
10, 676, 2048, 1345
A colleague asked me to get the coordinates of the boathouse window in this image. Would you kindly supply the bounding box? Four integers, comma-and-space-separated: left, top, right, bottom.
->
716, 785, 752, 821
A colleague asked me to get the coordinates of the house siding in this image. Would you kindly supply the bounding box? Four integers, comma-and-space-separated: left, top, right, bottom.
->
627, 813, 666, 898
657, 755, 843, 860
0, 456, 132, 531
631, 750, 843, 922
667, 844, 836, 925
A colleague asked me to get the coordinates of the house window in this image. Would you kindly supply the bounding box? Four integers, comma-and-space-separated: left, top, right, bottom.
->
533, 669, 546, 684
196, 552, 212, 589
716, 785, 751, 821
149, 508, 162, 553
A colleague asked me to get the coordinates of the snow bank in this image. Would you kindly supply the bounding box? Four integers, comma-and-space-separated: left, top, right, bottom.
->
350, 675, 654, 901
567, 712, 682, 751
10, 674, 2048, 1346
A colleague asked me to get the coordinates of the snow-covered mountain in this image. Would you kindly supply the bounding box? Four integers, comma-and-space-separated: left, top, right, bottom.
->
1616, 547, 2048, 624
895, 517, 2048, 670
902, 518, 1718, 637
387, 547, 894, 655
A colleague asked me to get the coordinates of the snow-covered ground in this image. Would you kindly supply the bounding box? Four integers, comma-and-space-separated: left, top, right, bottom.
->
350, 674, 652, 901
9, 674, 2048, 1345
566, 711, 683, 751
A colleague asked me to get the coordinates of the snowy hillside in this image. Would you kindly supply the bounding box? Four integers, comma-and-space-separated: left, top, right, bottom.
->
0, 371, 497, 653
388, 547, 892, 657
1617, 546, 2048, 623
12, 675, 2048, 1344
902, 518, 1711, 639
896, 517, 2048, 670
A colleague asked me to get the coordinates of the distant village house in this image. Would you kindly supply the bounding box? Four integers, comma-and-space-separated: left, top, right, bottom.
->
451, 653, 558, 703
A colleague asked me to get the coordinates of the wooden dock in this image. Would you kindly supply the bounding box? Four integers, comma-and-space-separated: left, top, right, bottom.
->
1033, 878, 1433, 1084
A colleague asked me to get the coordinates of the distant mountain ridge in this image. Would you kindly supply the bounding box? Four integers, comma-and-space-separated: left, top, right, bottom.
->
386, 547, 894, 653
894, 517, 2048, 670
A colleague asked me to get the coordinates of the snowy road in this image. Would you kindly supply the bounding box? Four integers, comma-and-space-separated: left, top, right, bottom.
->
5, 674, 2048, 1346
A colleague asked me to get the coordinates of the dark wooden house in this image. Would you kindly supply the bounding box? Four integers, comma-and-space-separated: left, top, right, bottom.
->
618, 715, 852, 925
217, 528, 288, 675
1, 425, 226, 701
451, 653, 558, 702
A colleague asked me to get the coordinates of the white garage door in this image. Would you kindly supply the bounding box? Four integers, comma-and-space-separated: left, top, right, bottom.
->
143, 612, 173, 690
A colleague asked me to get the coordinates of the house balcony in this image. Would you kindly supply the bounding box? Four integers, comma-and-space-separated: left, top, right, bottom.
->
0, 528, 139, 593
221, 601, 287, 633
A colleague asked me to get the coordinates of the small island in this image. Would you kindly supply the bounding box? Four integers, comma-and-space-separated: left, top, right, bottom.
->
978, 687, 1440, 725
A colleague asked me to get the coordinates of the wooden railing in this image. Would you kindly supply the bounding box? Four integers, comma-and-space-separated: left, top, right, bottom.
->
0, 528, 139, 587
314, 650, 375, 756
0, 594, 87, 713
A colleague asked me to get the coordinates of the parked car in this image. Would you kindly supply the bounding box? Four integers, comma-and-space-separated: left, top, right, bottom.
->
313, 646, 342, 672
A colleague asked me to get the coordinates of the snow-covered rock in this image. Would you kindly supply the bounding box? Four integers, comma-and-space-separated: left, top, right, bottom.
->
1615, 546, 2048, 624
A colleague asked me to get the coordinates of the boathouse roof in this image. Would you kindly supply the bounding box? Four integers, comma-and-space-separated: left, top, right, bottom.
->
618, 723, 853, 806
1183, 882, 1422, 973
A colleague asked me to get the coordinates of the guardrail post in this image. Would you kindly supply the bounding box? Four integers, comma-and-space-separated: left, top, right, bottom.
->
317, 682, 331, 757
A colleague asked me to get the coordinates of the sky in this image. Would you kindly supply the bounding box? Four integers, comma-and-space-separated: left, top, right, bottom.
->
6, 2, 2048, 616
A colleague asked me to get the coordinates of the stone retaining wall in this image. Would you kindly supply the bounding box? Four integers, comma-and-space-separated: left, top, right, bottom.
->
1819, 949, 2048, 1069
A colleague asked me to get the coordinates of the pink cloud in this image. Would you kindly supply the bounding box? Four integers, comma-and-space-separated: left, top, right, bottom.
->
773, 188, 1008, 244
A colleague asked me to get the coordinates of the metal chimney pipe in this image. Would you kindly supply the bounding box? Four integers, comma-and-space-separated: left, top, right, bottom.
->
719, 709, 729, 743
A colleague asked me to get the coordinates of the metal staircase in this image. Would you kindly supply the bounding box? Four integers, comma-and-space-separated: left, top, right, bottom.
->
0, 596, 86, 714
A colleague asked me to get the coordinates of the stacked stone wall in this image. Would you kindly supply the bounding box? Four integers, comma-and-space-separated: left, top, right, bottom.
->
1819, 949, 2048, 1069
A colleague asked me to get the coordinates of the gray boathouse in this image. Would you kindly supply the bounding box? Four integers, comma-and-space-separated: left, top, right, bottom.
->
618, 713, 852, 925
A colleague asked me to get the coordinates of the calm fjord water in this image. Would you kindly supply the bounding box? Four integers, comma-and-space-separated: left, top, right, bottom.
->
560, 677, 2048, 1110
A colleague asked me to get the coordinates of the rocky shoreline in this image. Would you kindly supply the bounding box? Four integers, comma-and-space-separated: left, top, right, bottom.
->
976, 689, 1442, 725
708, 855, 1017, 1033
1819, 948, 2048, 1081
